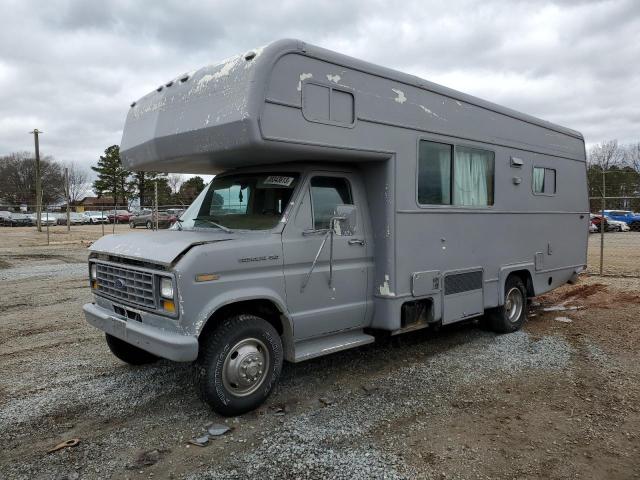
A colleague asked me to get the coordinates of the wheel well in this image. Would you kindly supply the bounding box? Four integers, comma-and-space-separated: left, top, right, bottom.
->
507, 269, 535, 297
199, 299, 286, 340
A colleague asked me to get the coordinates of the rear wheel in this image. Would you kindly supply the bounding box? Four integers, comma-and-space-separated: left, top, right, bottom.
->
194, 314, 283, 416
129, 221, 135, 228
105, 334, 159, 365
487, 275, 527, 333
146, 220, 152, 229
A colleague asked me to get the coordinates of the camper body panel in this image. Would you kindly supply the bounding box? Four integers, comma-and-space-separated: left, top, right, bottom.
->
102, 38, 587, 361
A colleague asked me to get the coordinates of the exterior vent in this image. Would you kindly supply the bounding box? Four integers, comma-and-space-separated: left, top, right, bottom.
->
444, 270, 482, 295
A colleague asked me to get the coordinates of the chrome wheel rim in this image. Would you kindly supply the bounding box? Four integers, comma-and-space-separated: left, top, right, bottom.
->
222, 338, 270, 397
504, 287, 524, 323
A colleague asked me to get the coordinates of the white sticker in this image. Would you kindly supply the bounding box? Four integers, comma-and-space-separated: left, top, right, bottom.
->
263, 175, 294, 187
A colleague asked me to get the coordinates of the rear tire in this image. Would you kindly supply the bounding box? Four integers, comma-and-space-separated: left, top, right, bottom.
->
146, 220, 152, 229
105, 334, 159, 365
194, 314, 283, 416
487, 275, 527, 334
129, 221, 135, 228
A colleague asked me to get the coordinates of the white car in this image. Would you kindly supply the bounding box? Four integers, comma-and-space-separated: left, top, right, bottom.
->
83, 211, 109, 224
607, 219, 630, 232
25, 213, 57, 226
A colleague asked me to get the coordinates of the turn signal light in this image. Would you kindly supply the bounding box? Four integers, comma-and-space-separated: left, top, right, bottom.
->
162, 299, 176, 313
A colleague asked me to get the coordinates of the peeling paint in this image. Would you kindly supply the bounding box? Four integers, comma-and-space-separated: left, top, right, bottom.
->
391, 88, 406, 104
297, 73, 313, 91
455, 100, 463, 107
326, 74, 341, 83
419, 105, 446, 121
378, 275, 395, 296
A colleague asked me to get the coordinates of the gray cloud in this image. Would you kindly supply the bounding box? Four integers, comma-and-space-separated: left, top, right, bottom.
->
1, 0, 638, 173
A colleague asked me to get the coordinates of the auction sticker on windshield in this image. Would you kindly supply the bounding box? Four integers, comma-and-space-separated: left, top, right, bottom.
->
261, 176, 295, 187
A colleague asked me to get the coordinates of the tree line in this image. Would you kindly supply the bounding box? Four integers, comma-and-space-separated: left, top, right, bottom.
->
92, 145, 206, 207
587, 140, 640, 212
0, 152, 89, 206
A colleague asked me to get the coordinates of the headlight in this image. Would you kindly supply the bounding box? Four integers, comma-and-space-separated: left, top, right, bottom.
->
90, 263, 97, 280
160, 277, 174, 299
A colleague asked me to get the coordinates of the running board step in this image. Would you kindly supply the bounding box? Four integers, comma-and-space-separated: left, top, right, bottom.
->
293, 330, 375, 363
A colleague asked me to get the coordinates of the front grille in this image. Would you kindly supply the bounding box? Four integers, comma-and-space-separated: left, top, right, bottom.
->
95, 263, 156, 309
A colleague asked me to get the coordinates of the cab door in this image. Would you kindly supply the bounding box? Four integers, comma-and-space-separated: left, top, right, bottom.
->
282, 172, 369, 340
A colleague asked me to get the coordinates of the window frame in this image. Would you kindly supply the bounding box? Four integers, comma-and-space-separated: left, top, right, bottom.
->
308, 175, 354, 231
415, 137, 496, 209
531, 166, 557, 196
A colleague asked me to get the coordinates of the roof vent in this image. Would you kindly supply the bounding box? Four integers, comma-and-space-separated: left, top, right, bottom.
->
156, 86, 163, 92
165, 80, 174, 87
244, 50, 257, 61
180, 74, 189, 83
130, 101, 136, 108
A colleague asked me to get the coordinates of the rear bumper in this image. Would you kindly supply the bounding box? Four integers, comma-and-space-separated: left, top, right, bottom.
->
83, 303, 198, 362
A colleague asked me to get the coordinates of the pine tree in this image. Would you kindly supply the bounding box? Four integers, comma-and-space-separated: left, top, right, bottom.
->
91, 145, 131, 206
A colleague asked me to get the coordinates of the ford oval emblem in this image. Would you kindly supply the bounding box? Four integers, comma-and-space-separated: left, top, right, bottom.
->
114, 278, 126, 290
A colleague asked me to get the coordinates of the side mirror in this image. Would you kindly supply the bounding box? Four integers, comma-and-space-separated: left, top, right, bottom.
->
331, 204, 357, 236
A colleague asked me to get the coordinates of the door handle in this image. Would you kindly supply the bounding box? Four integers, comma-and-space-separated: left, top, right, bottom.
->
348, 238, 365, 246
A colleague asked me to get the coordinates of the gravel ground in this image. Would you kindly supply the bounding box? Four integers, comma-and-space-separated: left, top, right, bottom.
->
1, 228, 639, 479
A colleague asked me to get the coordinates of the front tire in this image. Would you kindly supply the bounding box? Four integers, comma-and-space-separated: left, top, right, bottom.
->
105, 334, 159, 365
487, 275, 527, 333
129, 221, 135, 228
194, 314, 283, 416
146, 220, 152, 229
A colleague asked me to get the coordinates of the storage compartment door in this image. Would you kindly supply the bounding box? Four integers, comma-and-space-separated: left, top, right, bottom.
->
442, 270, 484, 324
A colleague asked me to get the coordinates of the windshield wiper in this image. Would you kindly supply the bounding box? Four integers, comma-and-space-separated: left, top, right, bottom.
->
193, 217, 234, 233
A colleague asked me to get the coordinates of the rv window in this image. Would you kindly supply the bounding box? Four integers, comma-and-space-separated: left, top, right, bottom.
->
453, 146, 495, 206
533, 167, 556, 194
418, 141, 452, 205
418, 141, 494, 206
310, 177, 353, 230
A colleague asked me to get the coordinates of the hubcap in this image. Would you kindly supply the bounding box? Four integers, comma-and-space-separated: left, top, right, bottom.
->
222, 338, 269, 397
504, 287, 524, 323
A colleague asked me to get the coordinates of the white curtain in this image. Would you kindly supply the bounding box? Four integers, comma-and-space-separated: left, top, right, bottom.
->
533, 167, 545, 193
453, 148, 492, 206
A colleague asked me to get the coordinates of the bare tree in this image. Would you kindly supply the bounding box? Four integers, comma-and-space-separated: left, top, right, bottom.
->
587, 140, 624, 168
65, 162, 90, 203
624, 142, 640, 173
167, 174, 184, 196
0, 152, 64, 206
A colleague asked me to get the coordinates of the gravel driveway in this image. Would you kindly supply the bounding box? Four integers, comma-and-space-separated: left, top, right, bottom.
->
1, 238, 639, 479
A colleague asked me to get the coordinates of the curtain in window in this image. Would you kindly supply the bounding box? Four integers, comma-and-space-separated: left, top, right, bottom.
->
453, 147, 493, 206
533, 167, 545, 193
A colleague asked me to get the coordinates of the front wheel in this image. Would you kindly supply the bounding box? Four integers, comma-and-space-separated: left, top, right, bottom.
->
105, 334, 159, 365
129, 221, 135, 229
194, 314, 283, 416
146, 220, 152, 229
486, 276, 527, 333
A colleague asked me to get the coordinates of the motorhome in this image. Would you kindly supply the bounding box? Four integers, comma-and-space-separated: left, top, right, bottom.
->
83, 39, 589, 415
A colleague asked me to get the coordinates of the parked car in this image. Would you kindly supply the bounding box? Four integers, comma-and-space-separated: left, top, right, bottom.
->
83, 211, 109, 224
0, 212, 31, 227
57, 212, 86, 225
589, 221, 598, 233
25, 212, 57, 226
129, 210, 175, 229
107, 210, 133, 223
603, 210, 640, 231
607, 219, 630, 232
590, 214, 617, 232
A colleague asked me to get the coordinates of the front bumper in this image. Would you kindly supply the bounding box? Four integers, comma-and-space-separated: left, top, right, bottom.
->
83, 303, 198, 362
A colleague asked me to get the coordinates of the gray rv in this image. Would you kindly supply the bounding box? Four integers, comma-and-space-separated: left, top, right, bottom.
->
84, 39, 588, 415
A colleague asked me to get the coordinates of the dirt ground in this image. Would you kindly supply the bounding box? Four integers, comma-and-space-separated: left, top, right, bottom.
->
1, 226, 639, 479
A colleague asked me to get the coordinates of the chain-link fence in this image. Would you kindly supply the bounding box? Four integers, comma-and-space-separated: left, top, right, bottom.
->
587, 196, 640, 277
0, 203, 188, 246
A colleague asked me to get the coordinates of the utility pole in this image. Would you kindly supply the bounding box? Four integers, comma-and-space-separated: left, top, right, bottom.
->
65, 167, 70, 233
599, 167, 605, 275
30, 129, 43, 232
154, 180, 159, 231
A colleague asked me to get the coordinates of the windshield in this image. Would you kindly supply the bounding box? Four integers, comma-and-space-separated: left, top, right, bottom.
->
179, 173, 299, 231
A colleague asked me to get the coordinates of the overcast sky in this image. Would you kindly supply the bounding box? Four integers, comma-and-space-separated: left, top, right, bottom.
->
1, 0, 638, 173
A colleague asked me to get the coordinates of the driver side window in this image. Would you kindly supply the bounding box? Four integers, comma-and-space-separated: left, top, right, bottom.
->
310, 176, 353, 230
